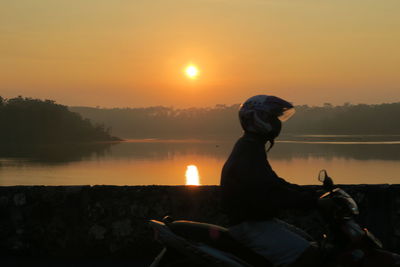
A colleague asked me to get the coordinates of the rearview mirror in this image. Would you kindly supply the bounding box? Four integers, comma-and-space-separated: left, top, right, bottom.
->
318, 169, 328, 182
318, 169, 334, 190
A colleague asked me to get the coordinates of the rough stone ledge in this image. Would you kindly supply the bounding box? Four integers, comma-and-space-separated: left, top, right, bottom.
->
0, 184, 399, 260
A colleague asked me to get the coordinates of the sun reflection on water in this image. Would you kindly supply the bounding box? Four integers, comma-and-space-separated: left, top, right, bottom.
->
185, 165, 200, 185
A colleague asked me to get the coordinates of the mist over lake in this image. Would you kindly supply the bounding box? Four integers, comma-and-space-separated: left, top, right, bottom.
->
1, 136, 399, 186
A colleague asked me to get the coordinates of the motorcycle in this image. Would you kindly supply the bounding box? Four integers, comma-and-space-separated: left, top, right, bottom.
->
148, 170, 400, 266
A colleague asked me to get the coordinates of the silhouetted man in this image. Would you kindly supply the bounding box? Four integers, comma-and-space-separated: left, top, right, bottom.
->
221, 95, 321, 266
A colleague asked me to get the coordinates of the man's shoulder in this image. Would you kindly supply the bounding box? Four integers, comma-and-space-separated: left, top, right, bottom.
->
234, 135, 262, 149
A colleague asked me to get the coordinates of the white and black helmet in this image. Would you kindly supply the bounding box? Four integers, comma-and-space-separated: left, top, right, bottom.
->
239, 95, 295, 139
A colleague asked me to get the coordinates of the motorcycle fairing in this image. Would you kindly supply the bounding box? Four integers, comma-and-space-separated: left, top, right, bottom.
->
167, 220, 273, 267
320, 188, 359, 217
149, 220, 243, 267
363, 228, 383, 249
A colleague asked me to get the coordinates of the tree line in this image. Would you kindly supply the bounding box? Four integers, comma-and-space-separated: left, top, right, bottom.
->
70, 102, 400, 139
0, 96, 119, 144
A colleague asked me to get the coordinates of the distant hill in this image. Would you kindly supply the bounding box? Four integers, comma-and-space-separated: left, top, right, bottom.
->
285, 102, 400, 135
70, 102, 400, 139
0, 96, 120, 144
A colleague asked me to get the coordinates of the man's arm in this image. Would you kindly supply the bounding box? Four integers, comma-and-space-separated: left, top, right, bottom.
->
250, 166, 318, 211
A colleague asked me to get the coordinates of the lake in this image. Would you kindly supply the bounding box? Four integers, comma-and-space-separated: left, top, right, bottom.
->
0, 136, 399, 186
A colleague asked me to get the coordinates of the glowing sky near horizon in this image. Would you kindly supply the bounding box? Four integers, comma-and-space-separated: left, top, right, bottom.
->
0, 0, 399, 107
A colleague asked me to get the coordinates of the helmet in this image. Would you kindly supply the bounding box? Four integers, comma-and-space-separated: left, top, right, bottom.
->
239, 95, 295, 140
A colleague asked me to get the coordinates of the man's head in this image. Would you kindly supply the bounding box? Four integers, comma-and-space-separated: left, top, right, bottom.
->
239, 95, 295, 142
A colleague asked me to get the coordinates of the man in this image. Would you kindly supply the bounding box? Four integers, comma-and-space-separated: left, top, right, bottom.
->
220, 95, 321, 266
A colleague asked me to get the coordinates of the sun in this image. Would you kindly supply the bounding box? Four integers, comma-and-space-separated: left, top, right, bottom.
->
185, 65, 199, 79
185, 165, 200, 185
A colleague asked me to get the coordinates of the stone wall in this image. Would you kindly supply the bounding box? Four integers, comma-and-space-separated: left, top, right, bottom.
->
0, 185, 399, 261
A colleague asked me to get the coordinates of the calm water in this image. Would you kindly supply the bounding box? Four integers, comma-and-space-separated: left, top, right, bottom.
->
0, 137, 399, 186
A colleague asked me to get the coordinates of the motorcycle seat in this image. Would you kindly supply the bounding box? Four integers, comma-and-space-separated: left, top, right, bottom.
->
168, 220, 273, 267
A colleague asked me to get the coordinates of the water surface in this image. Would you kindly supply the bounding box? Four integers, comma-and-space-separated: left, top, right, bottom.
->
0, 137, 399, 186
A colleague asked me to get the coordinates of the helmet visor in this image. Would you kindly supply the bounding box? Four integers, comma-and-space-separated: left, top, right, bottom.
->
278, 107, 296, 122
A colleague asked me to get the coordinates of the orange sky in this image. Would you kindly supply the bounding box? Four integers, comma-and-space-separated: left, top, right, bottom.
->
1, 0, 399, 107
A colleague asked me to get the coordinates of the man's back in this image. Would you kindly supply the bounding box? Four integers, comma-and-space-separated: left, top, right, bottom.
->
221, 132, 317, 226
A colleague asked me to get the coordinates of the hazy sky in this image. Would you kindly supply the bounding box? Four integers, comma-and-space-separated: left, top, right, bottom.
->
1, 0, 399, 107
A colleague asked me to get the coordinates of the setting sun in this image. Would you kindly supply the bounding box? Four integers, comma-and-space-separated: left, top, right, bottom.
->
185, 65, 199, 79
185, 165, 200, 185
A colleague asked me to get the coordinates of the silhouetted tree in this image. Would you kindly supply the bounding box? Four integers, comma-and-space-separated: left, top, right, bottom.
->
0, 96, 119, 144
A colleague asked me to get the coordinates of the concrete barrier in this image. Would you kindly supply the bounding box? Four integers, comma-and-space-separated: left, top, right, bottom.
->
0, 185, 399, 261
